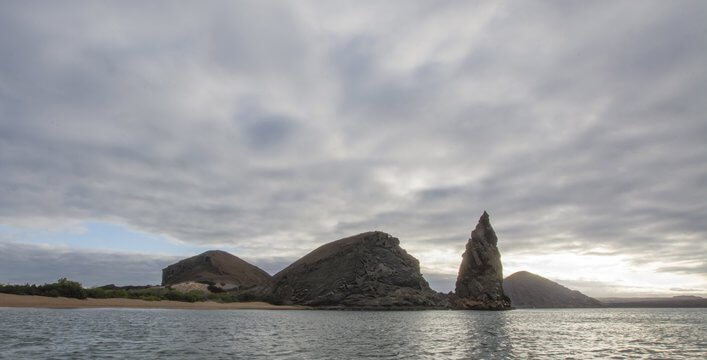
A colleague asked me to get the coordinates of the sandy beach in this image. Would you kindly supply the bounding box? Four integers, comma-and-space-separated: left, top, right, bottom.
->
0, 293, 306, 310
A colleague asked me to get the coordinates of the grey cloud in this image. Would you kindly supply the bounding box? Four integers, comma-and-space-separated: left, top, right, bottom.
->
240, 112, 299, 152
0, 241, 299, 287
0, 1, 705, 291
550, 278, 659, 298
0, 242, 179, 287
657, 263, 707, 276
669, 287, 705, 293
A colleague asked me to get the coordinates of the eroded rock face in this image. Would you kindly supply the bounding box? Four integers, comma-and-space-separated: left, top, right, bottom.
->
162, 250, 271, 291
270, 231, 447, 308
453, 211, 511, 310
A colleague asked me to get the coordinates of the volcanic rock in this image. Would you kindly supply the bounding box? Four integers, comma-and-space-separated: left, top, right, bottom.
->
162, 250, 271, 291
503, 271, 603, 308
453, 211, 511, 310
270, 231, 447, 308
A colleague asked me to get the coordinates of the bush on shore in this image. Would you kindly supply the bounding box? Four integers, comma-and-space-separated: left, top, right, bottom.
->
0, 279, 270, 303
0, 278, 87, 299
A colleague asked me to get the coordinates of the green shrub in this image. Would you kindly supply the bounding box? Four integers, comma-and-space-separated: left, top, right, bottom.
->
137, 295, 162, 301
54, 278, 87, 299
86, 287, 106, 298
0, 280, 234, 304
184, 290, 206, 302
108, 289, 129, 298
0, 278, 87, 299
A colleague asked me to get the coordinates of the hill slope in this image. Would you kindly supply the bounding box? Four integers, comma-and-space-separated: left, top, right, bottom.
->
270, 231, 447, 308
162, 250, 271, 290
503, 271, 602, 308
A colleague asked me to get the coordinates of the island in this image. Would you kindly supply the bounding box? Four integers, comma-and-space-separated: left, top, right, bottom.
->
1, 212, 512, 310
4, 211, 701, 310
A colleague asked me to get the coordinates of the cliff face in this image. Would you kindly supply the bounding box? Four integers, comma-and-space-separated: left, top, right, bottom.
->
503, 271, 603, 308
453, 211, 511, 310
162, 250, 271, 291
270, 231, 447, 308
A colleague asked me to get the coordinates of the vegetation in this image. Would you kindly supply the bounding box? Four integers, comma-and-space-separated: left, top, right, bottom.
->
0, 278, 272, 303
0, 278, 87, 299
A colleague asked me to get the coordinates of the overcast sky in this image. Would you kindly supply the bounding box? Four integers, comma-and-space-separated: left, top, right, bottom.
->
1, 1, 705, 297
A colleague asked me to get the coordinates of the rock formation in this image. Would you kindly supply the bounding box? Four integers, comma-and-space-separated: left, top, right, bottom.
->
162, 250, 271, 292
503, 271, 603, 308
270, 231, 447, 308
453, 211, 511, 310
161, 213, 519, 310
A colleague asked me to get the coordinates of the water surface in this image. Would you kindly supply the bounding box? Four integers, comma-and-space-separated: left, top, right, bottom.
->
1, 308, 705, 359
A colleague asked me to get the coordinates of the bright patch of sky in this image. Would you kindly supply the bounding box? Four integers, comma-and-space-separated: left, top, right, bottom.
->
0, 222, 252, 257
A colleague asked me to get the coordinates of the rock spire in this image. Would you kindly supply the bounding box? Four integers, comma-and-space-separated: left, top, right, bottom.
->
453, 211, 511, 310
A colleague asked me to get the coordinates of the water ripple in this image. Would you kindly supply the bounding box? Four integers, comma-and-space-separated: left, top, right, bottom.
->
0, 308, 705, 359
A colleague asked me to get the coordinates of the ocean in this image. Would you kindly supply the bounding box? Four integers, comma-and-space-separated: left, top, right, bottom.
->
0, 308, 705, 359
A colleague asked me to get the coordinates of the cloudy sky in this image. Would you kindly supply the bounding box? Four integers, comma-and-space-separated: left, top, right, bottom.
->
1, 1, 705, 297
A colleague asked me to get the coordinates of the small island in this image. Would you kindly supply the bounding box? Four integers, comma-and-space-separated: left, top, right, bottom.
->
3, 211, 703, 310
1, 212, 513, 310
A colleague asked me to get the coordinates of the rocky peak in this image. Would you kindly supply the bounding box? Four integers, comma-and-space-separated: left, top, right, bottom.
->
453, 211, 511, 310
480, 210, 489, 221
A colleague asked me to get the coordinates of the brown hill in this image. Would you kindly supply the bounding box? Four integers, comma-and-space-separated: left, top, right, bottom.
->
270, 231, 447, 308
162, 250, 271, 291
503, 271, 602, 308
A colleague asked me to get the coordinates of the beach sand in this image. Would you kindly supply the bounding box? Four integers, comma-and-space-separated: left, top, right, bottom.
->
0, 293, 305, 310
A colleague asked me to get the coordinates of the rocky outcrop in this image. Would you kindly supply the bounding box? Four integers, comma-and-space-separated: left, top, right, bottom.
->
162, 250, 271, 292
453, 211, 511, 310
161, 213, 518, 310
270, 231, 448, 308
503, 271, 603, 308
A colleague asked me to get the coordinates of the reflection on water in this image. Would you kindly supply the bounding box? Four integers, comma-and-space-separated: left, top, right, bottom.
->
0, 308, 705, 359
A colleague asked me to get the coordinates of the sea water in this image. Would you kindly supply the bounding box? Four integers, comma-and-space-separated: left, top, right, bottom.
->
0, 308, 705, 359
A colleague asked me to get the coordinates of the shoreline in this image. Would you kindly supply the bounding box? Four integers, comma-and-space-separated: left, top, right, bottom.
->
0, 293, 306, 310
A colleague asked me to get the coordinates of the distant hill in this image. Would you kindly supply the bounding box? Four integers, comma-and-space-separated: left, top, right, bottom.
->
599, 296, 707, 308
503, 271, 603, 308
161, 250, 271, 291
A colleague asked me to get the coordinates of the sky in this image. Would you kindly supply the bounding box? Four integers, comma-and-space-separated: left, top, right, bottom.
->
1, 1, 705, 298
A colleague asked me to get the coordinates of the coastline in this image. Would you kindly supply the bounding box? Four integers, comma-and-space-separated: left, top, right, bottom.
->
0, 293, 306, 310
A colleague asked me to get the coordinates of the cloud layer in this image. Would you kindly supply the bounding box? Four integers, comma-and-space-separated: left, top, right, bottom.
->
1, 1, 705, 296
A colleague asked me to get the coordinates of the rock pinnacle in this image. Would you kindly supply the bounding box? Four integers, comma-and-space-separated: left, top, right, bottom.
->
453, 211, 511, 310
